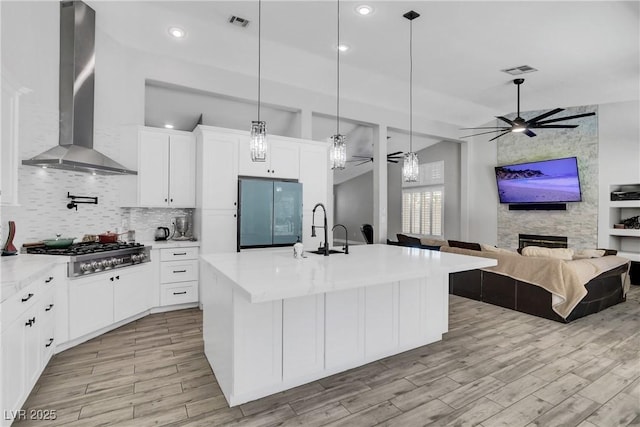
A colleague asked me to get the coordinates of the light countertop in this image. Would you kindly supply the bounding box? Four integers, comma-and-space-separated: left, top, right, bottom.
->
139, 240, 200, 250
1, 254, 68, 303
201, 244, 496, 303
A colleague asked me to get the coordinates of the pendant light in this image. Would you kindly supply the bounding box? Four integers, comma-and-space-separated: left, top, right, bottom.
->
402, 10, 420, 183
330, 0, 346, 170
250, 0, 267, 162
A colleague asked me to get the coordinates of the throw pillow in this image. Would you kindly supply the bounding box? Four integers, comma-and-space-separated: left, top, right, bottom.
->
420, 238, 448, 247
573, 249, 606, 259
448, 240, 482, 251
481, 244, 517, 254
521, 246, 574, 260
397, 234, 422, 246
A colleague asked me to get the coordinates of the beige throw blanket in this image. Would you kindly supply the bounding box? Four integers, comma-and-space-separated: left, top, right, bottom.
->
441, 246, 630, 318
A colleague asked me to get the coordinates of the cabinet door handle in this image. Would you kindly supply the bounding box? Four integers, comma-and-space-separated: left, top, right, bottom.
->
165, 198, 168, 202
45, 276, 54, 283
110, 277, 114, 282
116, 275, 120, 280
172, 270, 187, 273
173, 252, 187, 256
45, 304, 54, 311
173, 291, 187, 295
25, 317, 36, 327
45, 338, 54, 347
21, 293, 34, 303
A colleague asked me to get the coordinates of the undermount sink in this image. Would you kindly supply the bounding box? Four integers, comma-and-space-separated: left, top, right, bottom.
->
307, 249, 345, 255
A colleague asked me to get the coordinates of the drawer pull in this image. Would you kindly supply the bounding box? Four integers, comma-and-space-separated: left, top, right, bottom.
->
25, 317, 36, 327
173, 252, 187, 256
21, 293, 34, 303
45, 338, 54, 347
172, 270, 187, 273
45, 276, 54, 283
45, 304, 54, 311
173, 291, 187, 295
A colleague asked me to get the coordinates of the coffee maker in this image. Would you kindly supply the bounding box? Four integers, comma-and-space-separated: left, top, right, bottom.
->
171, 215, 193, 240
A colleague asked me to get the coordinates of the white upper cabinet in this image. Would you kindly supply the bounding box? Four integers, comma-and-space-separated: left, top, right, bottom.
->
238, 136, 299, 179
196, 127, 240, 210
138, 127, 196, 208
168, 134, 196, 207
299, 143, 329, 210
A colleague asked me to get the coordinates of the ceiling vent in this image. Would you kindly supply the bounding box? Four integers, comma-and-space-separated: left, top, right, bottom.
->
501, 65, 538, 75
229, 16, 250, 27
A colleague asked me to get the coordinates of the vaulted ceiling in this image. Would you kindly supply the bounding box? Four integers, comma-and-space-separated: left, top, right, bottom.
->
92, 0, 639, 129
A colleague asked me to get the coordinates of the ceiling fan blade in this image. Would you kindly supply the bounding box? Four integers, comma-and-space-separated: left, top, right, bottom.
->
524, 129, 537, 137
525, 108, 564, 124
351, 155, 372, 159
528, 124, 579, 129
488, 130, 513, 142
496, 116, 515, 126
387, 151, 403, 156
534, 112, 596, 125
356, 160, 370, 166
461, 129, 512, 138
460, 126, 510, 130
388, 159, 399, 163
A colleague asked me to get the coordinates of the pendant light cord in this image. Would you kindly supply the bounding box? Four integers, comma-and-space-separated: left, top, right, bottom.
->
336, 0, 340, 136
409, 18, 413, 153
257, 0, 262, 122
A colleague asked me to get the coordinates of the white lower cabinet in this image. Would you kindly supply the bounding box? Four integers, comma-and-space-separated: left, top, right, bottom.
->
233, 294, 282, 396
204, 271, 448, 406
114, 264, 152, 322
325, 288, 365, 369
1, 265, 62, 427
69, 265, 151, 340
160, 282, 198, 306
282, 295, 324, 381
2, 314, 27, 424
69, 273, 115, 340
159, 246, 199, 306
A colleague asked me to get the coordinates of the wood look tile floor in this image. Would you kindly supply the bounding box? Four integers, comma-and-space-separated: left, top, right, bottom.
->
15, 286, 640, 427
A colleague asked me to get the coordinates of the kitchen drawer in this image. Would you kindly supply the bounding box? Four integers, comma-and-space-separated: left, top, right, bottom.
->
160, 247, 199, 261
160, 260, 198, 284
160, 282, 198, 306
1, 274, 52, 331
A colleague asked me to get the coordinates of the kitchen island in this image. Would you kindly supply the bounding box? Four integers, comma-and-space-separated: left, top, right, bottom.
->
200, 244, 496, 406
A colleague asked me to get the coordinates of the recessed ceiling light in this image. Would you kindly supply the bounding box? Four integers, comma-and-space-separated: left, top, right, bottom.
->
337, 44, 350, 52
164, 124, 174, 129
168, 27, 185, 39
355, 5, 373, 16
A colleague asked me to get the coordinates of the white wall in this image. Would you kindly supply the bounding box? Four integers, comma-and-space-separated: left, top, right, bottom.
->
598, 100, 640, 252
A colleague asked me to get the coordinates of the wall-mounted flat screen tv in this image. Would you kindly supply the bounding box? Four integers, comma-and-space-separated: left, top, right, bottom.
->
494, 157, 582, 204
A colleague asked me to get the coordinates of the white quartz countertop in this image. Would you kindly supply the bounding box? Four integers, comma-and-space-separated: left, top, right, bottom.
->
139, 240, 200, 249
201, 244, 497, 303
1, 254, 68, 303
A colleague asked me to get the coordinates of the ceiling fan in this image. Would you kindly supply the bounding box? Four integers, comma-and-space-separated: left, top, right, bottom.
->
347, 151, 404, 166
461, 78, 596, 142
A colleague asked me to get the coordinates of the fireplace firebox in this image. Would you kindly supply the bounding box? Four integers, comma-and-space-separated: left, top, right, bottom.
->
519, 234, 568, 249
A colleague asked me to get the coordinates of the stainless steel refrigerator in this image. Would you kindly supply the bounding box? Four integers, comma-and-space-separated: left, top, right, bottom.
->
238, 178, 303, 250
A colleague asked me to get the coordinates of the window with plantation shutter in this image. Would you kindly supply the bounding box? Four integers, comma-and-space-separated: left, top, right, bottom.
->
401, 161, 444, 238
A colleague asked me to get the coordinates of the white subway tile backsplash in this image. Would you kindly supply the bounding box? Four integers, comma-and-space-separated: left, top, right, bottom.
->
0, 166, 191, 248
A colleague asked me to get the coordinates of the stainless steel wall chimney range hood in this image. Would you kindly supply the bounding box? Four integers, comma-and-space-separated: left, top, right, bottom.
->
22, 1, 136, 175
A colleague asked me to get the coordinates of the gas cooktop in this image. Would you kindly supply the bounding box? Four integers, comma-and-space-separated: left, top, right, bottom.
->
27, 242, 150, 277
26, 241, 144, 256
